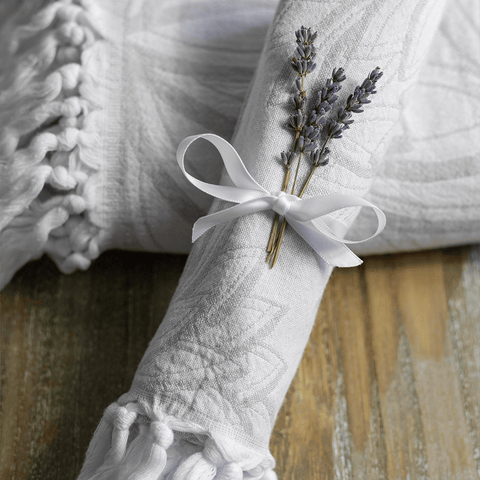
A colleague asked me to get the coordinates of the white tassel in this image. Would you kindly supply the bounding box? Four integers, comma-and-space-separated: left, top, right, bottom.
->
114, 427, 150, 480
259, 469, 278, 480
76, 404, 118, 480
215, 463, 243, 480
171, 438, 243, 480
163, 438, 204, 478
170, 452, 216, 480
87, 404, 138, 479
124, 421, 174, 480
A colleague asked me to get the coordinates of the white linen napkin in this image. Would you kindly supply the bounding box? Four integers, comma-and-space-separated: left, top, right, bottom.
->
73, 0, 449, 478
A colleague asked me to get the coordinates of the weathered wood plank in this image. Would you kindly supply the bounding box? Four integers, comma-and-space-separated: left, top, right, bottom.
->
1, 246, 479, 479
273, 246, 480, 480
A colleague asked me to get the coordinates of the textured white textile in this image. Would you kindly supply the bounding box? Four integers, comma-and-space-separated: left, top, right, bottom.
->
73, 0, 453, 478
1, 0, 477, 477
1, 0, 479, 290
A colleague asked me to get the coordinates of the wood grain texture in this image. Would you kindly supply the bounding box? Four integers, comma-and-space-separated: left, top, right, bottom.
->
1, 246, 479, 479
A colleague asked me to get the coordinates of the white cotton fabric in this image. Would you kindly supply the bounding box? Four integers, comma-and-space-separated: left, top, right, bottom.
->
74, 0, 452, 477
1, 0, 479, 290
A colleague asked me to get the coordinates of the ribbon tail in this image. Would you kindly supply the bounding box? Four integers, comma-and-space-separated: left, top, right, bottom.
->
193, 198, 273, 241
288, 219, 362, 268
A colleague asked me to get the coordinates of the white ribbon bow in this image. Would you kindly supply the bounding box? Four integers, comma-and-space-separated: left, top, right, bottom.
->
177, 133, 386, 267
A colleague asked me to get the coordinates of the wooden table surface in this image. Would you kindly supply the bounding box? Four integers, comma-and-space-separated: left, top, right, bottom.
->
1, 246, 479, 480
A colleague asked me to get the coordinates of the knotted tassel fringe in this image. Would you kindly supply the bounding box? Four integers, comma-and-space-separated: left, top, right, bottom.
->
77, 401, 278, 480
0, 0, 107, 290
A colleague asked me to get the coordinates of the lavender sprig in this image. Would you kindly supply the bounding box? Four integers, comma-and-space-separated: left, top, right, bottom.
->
297, 67, 383, 201
267, 27, 383, 267
267, 26, 319, 254
330, 66, 383, 138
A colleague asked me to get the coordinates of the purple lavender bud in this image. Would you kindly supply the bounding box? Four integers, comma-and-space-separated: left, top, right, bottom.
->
307, 61, 316, 74
332, 67, 346, 83
317, 101, 331, 113
297, 135, 305, 151
289, 110, 306, 130
304, 139, 316, 152
310, 127, 321, 140
291, 58, 300, 74
350, 105, 364, 113
295, 77, 303, 92
328, 94, 339, 105
337, 108, 350, 121
308, 112, 317, 124
312, 149, 330, 167
281, 151, 294, 168
300, 59, 308, 74
300, 26, 308, 41
296, 46, 305, 58
370, 67, 383, 83
328, 120, 344, 137
302, 125, 314, 137
291, 93, 306, 110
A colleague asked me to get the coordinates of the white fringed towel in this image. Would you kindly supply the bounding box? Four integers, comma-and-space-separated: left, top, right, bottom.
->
75, 0, 451, 478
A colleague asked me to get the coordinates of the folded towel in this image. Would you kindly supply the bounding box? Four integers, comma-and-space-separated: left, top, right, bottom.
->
75, 0, 449, 478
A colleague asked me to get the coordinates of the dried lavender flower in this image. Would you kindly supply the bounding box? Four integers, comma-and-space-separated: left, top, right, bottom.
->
332, 67, 346, 83
281, 151, 295, 169
303, 139, 316, 152
301, 125, 321, 141
288, 109, 306, 131
291, 93, 306, 111
337, 67, 383, 130
327, 120, 345, 139
292, 27, 318, 83
311, 147, 330, 167
292, 58, 316, 76
296, 135, 305, 151
295, 26, 317, 45
307, 67, 346, 129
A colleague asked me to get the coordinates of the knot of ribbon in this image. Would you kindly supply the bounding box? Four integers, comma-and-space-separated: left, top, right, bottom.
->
177, 134, 386, 267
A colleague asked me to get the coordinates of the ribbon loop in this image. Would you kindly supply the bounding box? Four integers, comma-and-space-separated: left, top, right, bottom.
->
177, 134, 386, 267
